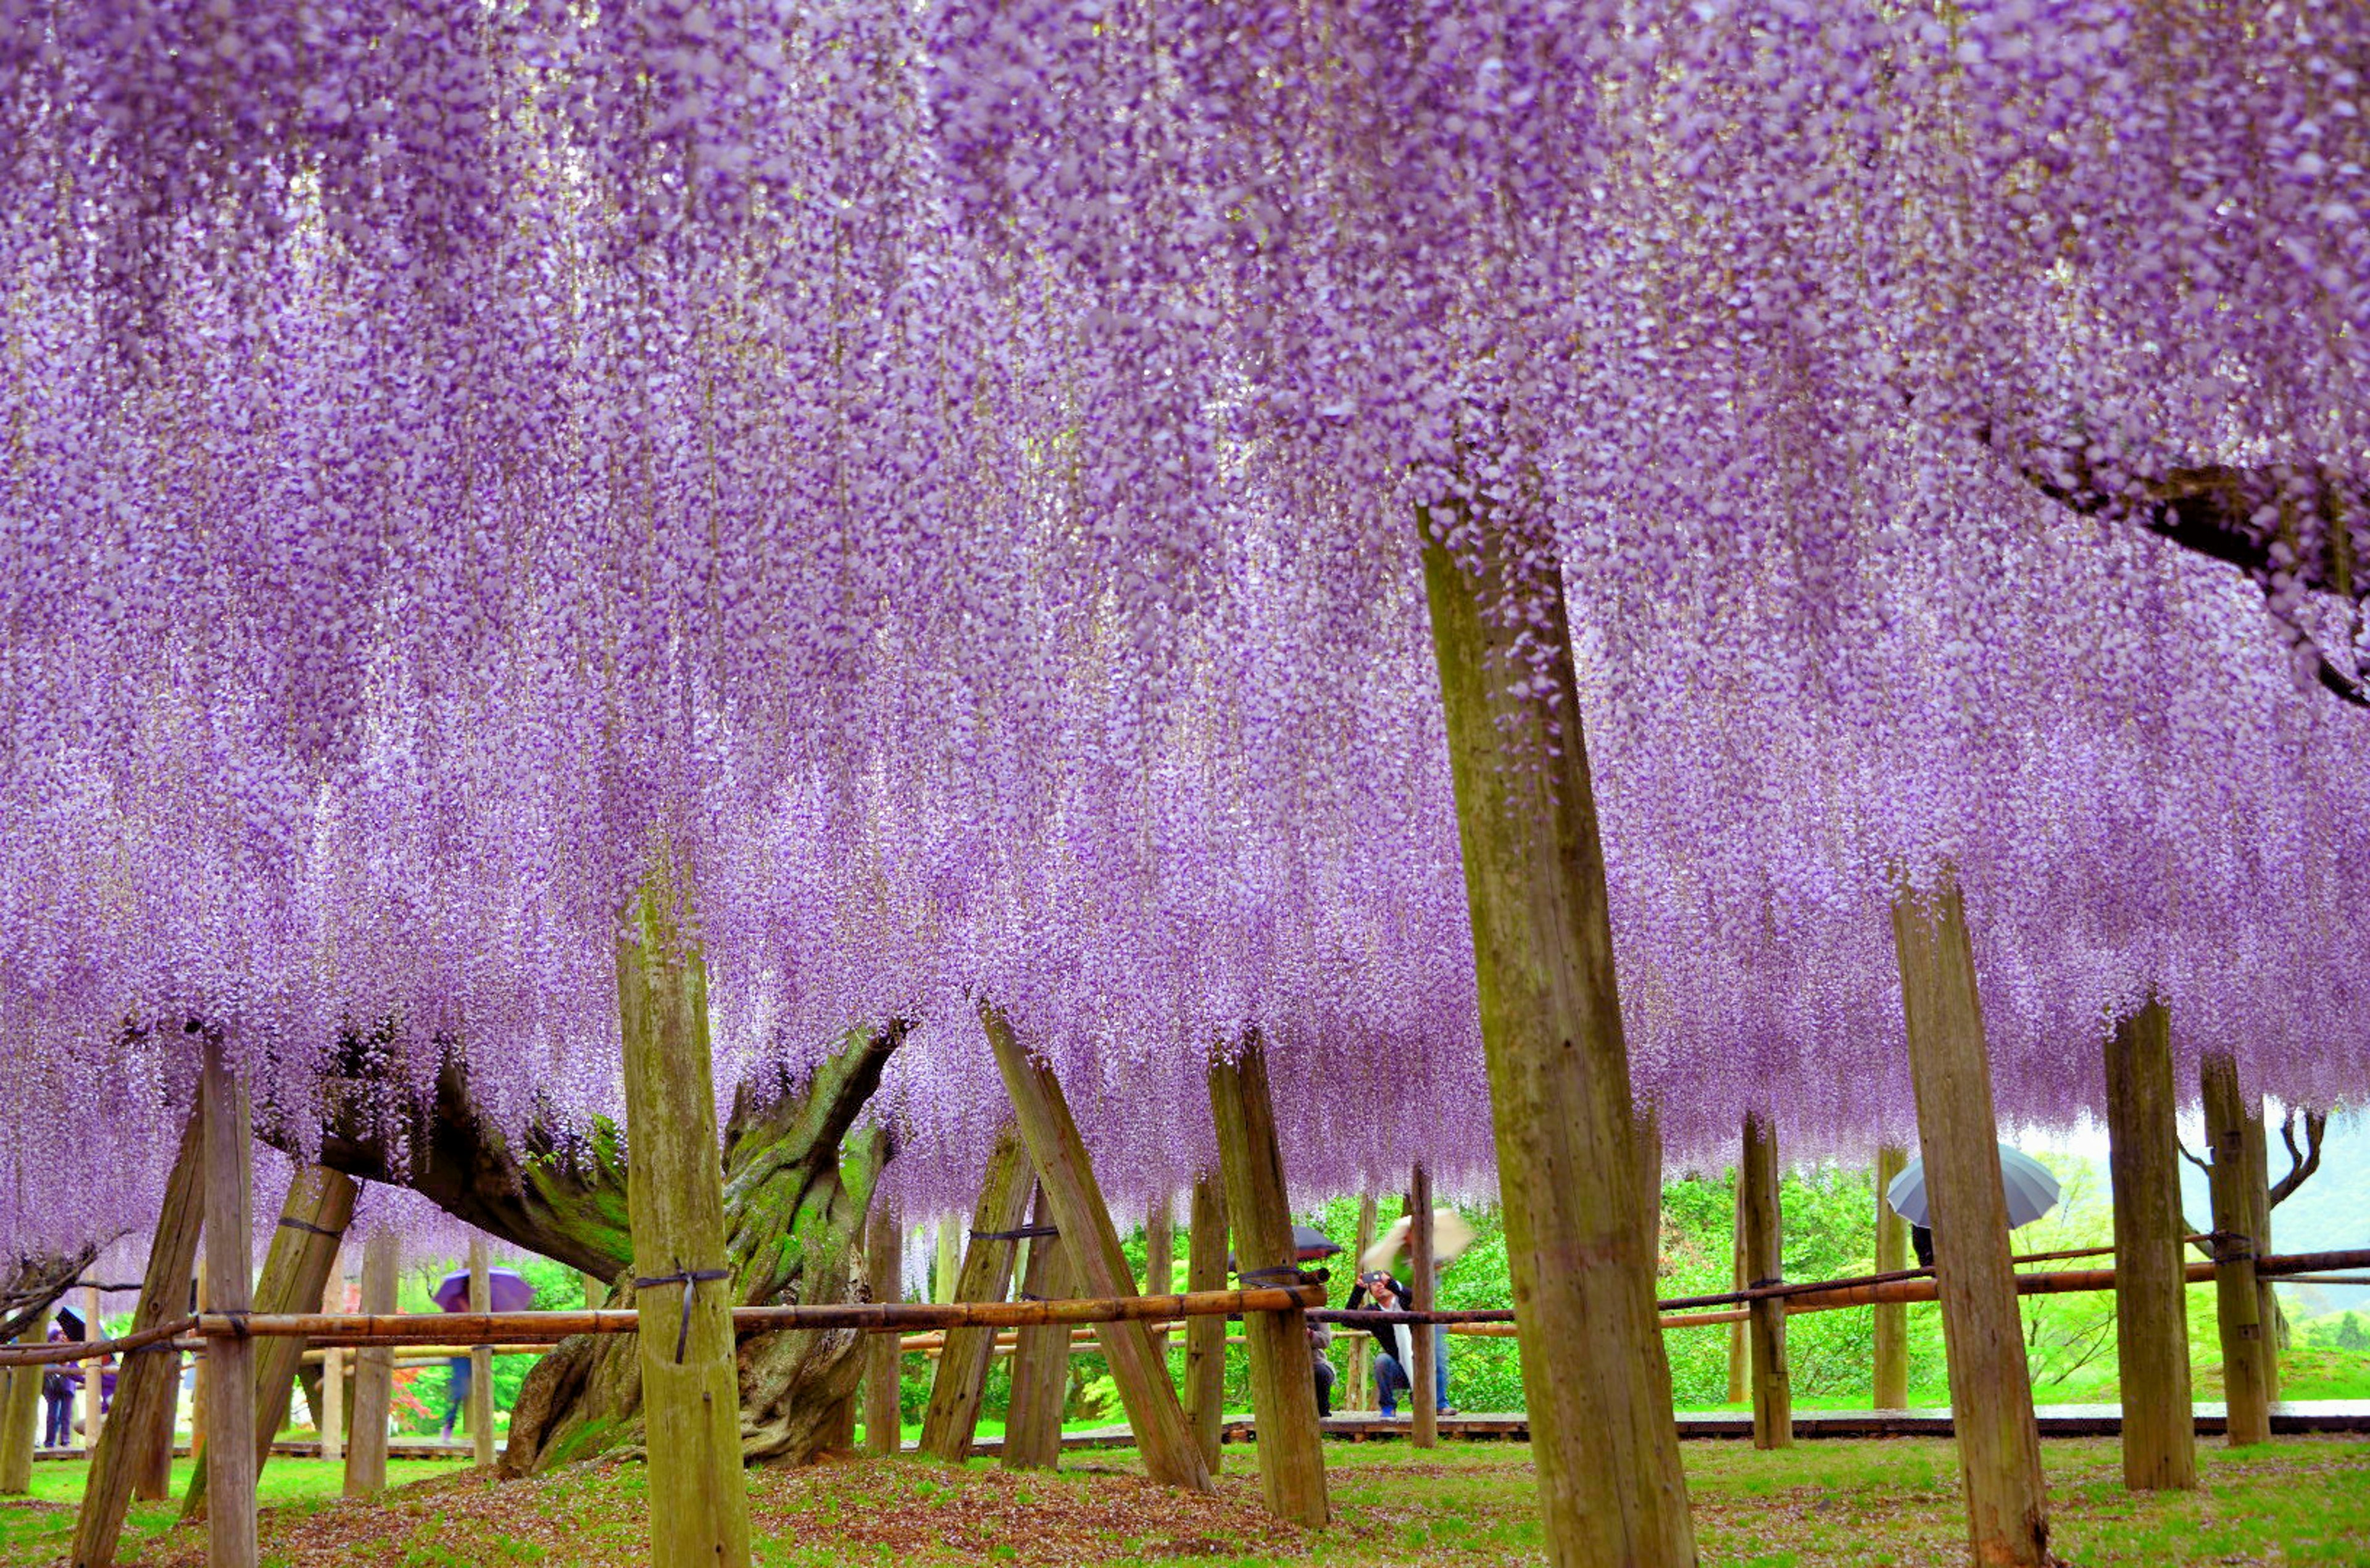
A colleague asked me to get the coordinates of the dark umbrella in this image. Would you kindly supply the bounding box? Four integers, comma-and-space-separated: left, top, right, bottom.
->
1229, 1226, 1342, 1272
433, 1267, 536, 1314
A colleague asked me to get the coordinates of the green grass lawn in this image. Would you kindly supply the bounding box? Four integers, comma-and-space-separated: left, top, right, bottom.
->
2, 1437, 2362, 1567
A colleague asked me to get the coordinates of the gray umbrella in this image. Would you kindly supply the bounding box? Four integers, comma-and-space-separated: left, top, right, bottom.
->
1885, 1144, 2061, 1230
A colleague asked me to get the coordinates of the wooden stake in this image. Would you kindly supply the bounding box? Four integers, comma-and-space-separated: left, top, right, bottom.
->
0, 1308, 46, 1493
2239, 1098, 2282, 1401
188, 1251, 206, 1459
863, 1193, 902, 1458
73, 1102, 206, 1568
2103, 999, 2196, 1490
467, 1240, 494, 1467
80, 1286, 103, 1458
1145, 1195, 1176, 1358
135, 1334, 177, 1503
1890, 876, 2050, 1567
918, 1122, 1033, 1462
1873, 1144, 1911, 1409
1210, 1039, 1329, 1524
1002, 1184, 1073, 1471
199, 1039, 258, 1568
1407, 1169, 1439, 1450
181, 1163, 359, 1522
618, 863, 752, 1568
319, 1259, 345, 1466
982, 1003, 1211, 1492
2199, 1051, 2272, 1446
345, 1229, 397, 1500
1740, 1111, 1792, 1449
1725, 1198, 1747, 1405
1346, 1195, 1378, 1411
1420, 515, 1695, 1567
934, 1218, 960, 1306
1183, 1174, 1228, 1471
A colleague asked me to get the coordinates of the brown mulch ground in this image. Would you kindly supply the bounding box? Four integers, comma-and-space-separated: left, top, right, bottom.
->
126, 1453, 1339, 1568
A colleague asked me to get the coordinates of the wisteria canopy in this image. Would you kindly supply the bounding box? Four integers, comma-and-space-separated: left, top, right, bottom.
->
0, 0, 2364, 1264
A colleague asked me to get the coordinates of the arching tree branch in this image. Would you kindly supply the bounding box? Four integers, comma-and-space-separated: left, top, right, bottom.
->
2268, 1106, 2327, 1210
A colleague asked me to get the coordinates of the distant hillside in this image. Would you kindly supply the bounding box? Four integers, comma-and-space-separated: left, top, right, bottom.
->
2178, 1106, 2368, 1318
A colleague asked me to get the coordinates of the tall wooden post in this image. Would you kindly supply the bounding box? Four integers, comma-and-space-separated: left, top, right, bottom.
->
1421, 508, 1695, 1567
1002, 1184, 1073, 1472
319, 1259, 346, 1466
1183, 1174, 1229, 1471
617, 864, 752, 1568
1890, 877, 2050, 1567
73, 1103, 206, 1568
467, 1240, 494, 1466
1346, 1195, 1378, 1411
188, 1251, 206, 1457
199, 1039, 259, 1568
918, 1124, 1033, 1462
1145, 1195, 1176, 1358
2199, 1052, 2272, 1446
1209, 1038, 1329, 1525
2103, 1000, 2196, 1490
80, 1286, 104, 1456
1873, 1143, 1911, 1409
2239, 1100, 2282, 1400
1725, 1197, 1748, 1404
1740, 1111, 1792, 1449
933, 1219, 960, 1306
863, 1192, 903, 1457
1406, 1170, 1439, 1450
181, 1163, 359, 1520
983, 1004, 1211, 1493
135, 1340, 177, 1503
0, 1308, 47, 1492
1638, 1103, 1665, 1272
344, 1229, 397, 1500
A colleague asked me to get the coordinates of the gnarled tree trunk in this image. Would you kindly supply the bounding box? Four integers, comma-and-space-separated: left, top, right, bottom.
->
283, 1023, 904, 1474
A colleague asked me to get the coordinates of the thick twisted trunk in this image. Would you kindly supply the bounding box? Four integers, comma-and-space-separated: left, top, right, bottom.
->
285, 1023, 904, 1472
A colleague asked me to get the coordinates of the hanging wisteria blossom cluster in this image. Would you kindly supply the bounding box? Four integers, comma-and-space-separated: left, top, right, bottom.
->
1, 0, 2365, 1254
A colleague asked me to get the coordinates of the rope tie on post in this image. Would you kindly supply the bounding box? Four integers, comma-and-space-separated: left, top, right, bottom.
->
969, 1225, 1060, 1242
276, 1217, 346, 1241
1237, 1265, 1326, 1288
633, 1269, 730, 1364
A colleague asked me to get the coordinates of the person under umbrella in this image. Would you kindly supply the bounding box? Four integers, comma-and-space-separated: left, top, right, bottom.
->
433, 1264, 535, 1442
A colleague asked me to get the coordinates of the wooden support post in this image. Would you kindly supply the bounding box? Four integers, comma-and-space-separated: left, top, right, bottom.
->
181, 1163, 359, 1520
2199, 1051, 2272, 1446
1210, 1039, 1329, 1524
1407, 1169, 1439, 1450
319, 1260, 345, 1466
2240, 1100, 2282, 1400
1421, 517, 1694, 1567
73, 1103, 206, 1568
934, 1219, 960, 1306
2103, 1000, 2196, 1491
918, 1124, 1034, 1462
582, 1273, 607, 1309
1740, 1111, 1792, 1449
1346, 1195, 1378, 1411
0, 1309, 46, 1493
1873, 1144, 1911, 1409
80, 1286, 103, 1457
199, 1039, 259, 1568
1183, 1174, 1228, 1471
1890, 877, 2050, 1567
983, 1003, 1211, 1493
136, 1337, 177, 1503
863, 1193, 902, 1458
1146, 1195, 1176, 1358
1726, 1197, 1748, 1404
344, 1229, 397, 1499
1639, 1102, 1665, 1272
1002, 1184, 1073, 1471
618, 864, 752, 1568
188, 1251, 206, 1458
467, 1240, 494, 1467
